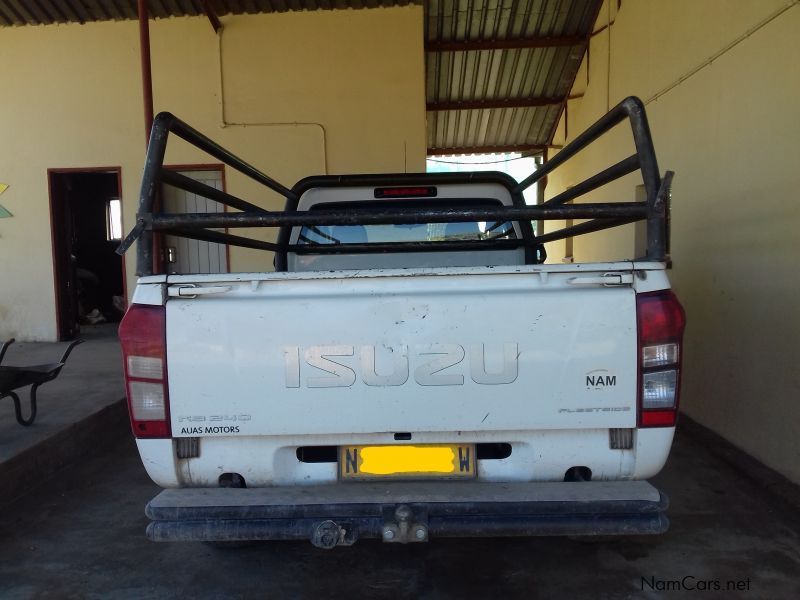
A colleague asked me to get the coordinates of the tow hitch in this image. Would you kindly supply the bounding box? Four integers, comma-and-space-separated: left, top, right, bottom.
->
310, 520, 357, 550
309, 504, 429, 548
382, 505, 428, 544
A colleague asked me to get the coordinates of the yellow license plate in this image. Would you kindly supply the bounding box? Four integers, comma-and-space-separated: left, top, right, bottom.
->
339, 444, 476, 480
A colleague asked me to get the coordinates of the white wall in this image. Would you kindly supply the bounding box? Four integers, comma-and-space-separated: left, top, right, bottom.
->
545, 0, 800, 482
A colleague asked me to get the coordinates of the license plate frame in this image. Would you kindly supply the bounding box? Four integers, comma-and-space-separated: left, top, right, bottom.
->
339, 443, 477, 481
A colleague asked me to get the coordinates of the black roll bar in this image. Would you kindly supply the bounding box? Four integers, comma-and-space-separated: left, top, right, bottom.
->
118, 97, 672, 276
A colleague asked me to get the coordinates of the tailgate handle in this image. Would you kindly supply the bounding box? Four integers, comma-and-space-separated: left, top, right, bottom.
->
567, 274, 633, 286
168, 285, 232, 298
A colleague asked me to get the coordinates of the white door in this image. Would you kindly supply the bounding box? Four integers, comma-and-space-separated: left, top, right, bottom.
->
162, 170, 228, 274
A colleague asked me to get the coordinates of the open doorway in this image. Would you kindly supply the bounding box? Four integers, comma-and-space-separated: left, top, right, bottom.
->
49, 169, 126, 341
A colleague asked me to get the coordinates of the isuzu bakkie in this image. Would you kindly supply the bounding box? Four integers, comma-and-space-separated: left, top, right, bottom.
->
117, 97, 686, 548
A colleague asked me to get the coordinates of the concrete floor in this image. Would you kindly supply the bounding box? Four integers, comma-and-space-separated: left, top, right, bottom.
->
0, 324, 125, 503
0, 426, 797, 599
1, 326, 798, 597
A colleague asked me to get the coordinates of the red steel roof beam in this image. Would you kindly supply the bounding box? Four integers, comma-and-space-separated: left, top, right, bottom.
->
426, 97, 564, 111
427, 144, 549, 156
425, 35, 585, 52
201, 0, 223, 33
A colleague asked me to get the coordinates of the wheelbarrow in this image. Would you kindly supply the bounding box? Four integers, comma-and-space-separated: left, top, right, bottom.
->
0, 338, 84, 426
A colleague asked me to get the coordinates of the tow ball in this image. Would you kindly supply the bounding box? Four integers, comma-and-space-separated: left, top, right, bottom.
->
382, 505, 428, 544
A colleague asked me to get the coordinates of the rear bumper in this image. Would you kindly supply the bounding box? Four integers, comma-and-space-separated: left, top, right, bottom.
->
145, 480, 669, 546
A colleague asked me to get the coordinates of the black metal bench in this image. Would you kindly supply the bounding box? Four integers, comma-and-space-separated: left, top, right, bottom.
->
0, 338, 84, 426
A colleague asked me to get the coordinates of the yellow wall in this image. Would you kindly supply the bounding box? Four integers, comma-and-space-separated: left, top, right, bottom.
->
0, 7, 426, 341
545, 0, 800, 482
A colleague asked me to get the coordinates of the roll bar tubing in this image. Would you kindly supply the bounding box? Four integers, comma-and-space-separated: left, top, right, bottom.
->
119, 96, 671, 275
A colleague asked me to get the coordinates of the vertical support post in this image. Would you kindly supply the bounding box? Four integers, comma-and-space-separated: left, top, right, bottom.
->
536, 151, 547, 240
136, 116, 172, 277
138, 0, 159, 274
626, 102, 664, 261
138, 0, 154, 145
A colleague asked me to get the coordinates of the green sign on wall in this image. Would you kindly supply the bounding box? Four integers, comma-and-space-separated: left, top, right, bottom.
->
0, 183, 11, 218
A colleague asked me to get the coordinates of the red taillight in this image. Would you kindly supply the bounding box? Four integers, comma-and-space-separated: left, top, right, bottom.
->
637, 290, 686, 428
119, 304, 171, 438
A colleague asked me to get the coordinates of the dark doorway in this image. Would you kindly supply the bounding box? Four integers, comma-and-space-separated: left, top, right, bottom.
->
49, 169, 125, 341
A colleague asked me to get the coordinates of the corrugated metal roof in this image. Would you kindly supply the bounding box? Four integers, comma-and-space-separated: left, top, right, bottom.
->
426, 0, 595, 42
0, 1, 415, 25
426, 0, 602, 155
0, 0, 601, 156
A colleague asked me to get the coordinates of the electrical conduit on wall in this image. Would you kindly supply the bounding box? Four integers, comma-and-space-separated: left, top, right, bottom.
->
643, 0, 799, 105
214, 25, 328, 175
573, 0, 798, 117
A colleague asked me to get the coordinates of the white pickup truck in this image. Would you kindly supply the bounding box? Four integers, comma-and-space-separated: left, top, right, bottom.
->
118, 97, 685, 547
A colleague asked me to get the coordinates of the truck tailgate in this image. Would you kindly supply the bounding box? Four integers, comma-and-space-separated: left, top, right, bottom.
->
166, 267, 637, 437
